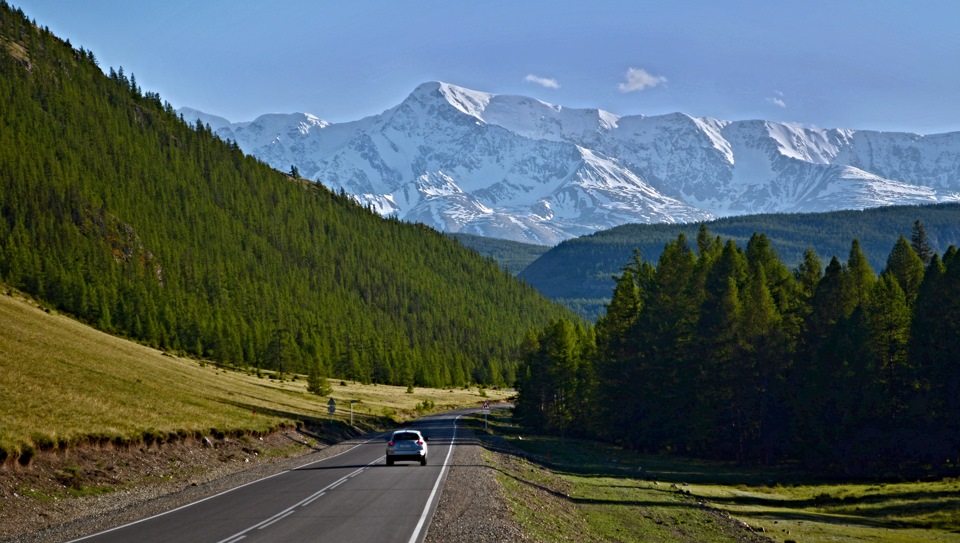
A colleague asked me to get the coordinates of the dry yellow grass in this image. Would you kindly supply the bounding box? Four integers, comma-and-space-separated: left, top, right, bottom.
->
0, 290, 508, 462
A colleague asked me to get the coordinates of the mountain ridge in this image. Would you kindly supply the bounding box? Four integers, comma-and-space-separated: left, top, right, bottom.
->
180, 81, 960, 245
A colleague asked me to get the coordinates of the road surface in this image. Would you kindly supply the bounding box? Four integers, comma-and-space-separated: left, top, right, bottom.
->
68, 411, 468, 543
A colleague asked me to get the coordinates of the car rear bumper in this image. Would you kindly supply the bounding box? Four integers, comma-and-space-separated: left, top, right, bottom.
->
386, 452, 425, 461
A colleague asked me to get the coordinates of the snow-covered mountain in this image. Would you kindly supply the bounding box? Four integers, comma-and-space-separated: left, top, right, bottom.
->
179, 82, 960, 245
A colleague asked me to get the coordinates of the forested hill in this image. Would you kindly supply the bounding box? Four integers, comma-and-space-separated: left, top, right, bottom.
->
521, 203, 960, 318
449, 233, 551, 275
0, 3, 571, 387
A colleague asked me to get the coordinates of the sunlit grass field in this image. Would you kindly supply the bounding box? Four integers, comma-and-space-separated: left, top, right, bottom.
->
0, 290, 506, 463
473, 410, 960, 543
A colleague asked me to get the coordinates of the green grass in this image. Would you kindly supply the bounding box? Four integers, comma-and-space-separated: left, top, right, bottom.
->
471, 411, 960, 543
0, 289, 509, 464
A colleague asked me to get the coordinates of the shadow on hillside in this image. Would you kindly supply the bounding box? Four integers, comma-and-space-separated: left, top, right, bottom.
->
455, 412, 960, 533
216, 399, 389, 450
710, 490, 960, 530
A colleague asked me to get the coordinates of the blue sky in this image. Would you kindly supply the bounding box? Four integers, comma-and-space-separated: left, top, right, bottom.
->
14, 1, 960, 134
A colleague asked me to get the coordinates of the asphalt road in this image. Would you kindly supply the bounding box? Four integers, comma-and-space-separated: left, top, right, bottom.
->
68, 411, 468, 543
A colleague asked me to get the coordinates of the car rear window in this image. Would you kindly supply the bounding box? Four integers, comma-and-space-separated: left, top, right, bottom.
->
393, 432, 419, 441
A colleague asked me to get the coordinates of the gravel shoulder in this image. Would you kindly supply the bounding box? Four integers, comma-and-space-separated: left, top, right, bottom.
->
424, 424, 527, 543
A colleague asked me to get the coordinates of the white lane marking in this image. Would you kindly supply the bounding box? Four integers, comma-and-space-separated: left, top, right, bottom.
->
301, 491, 325, 507
220, 536, 246, 543
407, 415, 460, 543
257, 510, 296, 529
214, 456, 383, 543
64, 435, 385, 543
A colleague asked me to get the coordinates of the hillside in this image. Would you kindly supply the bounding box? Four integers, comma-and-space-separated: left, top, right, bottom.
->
520, 203, 960, 318
449, 233, 550, 275
0, 4, 570, 390
0, 289, 505, 462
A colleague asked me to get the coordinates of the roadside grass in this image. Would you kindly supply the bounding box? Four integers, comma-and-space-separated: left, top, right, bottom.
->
470, 410, 960, 543
0, 290, 507, 464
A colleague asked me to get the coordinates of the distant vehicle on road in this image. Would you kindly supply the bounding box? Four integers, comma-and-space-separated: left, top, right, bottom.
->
385, 429, 429, 466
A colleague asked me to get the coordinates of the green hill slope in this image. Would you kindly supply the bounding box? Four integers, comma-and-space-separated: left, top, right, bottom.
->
0, 289, 509, 464
449, 233, 551, 275
520, 204, 960, 318
0, 4, 570, 388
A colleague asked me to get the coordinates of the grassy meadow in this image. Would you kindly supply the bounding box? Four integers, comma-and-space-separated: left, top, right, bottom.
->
0, 289, 506, 464
472, 410, 960, 543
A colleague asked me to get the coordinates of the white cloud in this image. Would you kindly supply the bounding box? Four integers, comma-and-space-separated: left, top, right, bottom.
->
524, 74, 560, 89
617, 67, 667, 93
767, 90, 787, 108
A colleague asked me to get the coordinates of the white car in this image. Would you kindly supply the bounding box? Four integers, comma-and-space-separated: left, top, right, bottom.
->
385, 430, 428, 466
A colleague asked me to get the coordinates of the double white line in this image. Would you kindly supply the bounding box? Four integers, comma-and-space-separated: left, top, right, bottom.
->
218, 461, 378, 543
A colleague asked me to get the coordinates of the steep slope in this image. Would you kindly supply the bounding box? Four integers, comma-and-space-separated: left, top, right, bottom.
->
182, 83, 960, 245
0, 5, 571, 388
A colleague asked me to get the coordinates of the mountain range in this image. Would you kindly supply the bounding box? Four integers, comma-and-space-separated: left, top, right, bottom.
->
181, 82, 960, 245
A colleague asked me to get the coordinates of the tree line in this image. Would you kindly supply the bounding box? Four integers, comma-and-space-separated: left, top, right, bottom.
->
0, 2, 571, 389
519, 203, 960, 321
516, 221, 960, 475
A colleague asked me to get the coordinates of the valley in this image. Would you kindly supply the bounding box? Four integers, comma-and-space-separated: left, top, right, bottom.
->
3, 3, 960, 542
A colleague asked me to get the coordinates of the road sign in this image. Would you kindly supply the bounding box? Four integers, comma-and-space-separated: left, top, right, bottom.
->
328, 398, 337, 415
482, 400, 490, 412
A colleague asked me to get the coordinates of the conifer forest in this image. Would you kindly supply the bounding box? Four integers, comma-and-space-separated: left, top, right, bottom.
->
516, 223, 960, 474
0, 4, 570, 389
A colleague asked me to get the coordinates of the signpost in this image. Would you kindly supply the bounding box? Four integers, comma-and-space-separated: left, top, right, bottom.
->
482, 400, 490, 431
350, 399, 359, 426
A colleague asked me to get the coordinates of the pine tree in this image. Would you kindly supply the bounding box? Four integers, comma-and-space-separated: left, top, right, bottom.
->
882, 235, 924, 306
307, 359, 332, 396
845, 239, 876, 310
865, 274, 912, 421
910, 219, 933, 266
635, 233, 700, 450
733, 261, 784, 463
594, 253, 654, 443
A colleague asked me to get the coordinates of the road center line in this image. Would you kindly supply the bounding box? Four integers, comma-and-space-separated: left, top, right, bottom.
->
301, 491, 325, 507
215, 455, 385, 542
67, 436, 382, 543
257, 510, 296, 530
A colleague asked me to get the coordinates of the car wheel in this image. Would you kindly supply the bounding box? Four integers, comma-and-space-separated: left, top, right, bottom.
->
420, 456, 427, 466
386, 457, 394, 466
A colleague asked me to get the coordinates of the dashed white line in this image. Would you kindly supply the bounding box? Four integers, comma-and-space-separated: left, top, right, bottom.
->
258, 510, 296, 529
67, 436, 382, 543
214, 456, 384, 543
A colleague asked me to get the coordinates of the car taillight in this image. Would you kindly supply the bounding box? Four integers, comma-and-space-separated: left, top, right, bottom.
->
417, 440, 423, 445
388, 441, 394, 446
